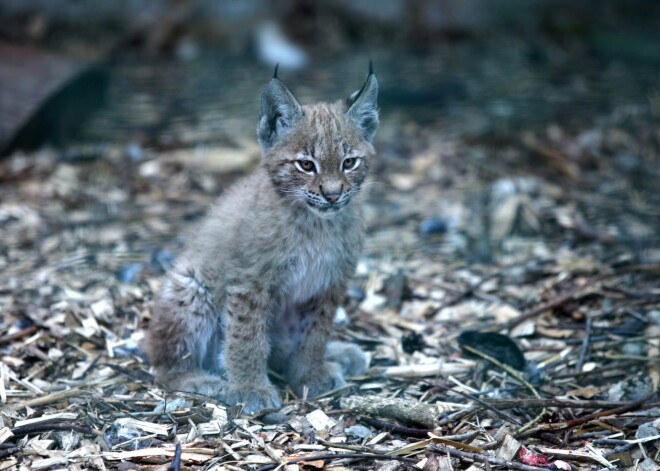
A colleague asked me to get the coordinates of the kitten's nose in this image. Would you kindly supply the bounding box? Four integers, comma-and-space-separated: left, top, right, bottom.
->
321, 185, 342, 203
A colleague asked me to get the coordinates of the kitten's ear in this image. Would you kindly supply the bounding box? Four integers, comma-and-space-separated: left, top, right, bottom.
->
346, 64, 379, 142
257, 69, 303, 153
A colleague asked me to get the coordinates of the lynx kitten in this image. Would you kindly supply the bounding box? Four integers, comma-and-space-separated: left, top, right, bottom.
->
145, 65, 378, 413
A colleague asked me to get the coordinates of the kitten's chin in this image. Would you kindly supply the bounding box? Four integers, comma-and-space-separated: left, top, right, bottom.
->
305, 201, 346, 218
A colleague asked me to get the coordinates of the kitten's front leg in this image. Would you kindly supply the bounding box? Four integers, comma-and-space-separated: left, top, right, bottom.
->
223, 292, 281, 413
287, 288, 349, 398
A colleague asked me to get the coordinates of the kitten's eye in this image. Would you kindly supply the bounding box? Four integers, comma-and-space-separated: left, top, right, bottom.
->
295, 159, 316, 173
342, 157, 360, 172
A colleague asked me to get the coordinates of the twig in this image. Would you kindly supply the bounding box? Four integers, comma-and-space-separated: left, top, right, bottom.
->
591, 439, 629, 446
167, 443, 182, 471
0, 446, 20, 459
603, 443, 637, 458
497, 283, 588, 331
430, 444, 549, 471
11, 423, 102, 437
458, 345, 547, 435
254, 452, 418, 471
426, 275, 498, 319
0, 325, 40, 345
568, 430, 615, 441
424, 382, 523, 426
498, 268, 647, 332
518, 392, 655, 438
485, 398, 630, 410
576, 315, 593, 372
358, 416, 432, 438
460, 345, 541, 400
1, 388, 88, 412
436, 405, 479, 427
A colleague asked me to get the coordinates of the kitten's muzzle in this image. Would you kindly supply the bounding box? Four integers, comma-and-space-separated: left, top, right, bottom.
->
320, 184, 343, 204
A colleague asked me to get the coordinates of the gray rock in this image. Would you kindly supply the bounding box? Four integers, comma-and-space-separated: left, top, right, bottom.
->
153, 396, 189, 414
345, 424, 373, 439
622, 341, 645, 357
637, 457, 660, 471
648, 310, 660, 326
419, 217, 448, 235
636, 422, 660, 440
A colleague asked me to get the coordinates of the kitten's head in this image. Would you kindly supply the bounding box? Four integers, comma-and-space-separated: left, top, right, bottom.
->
257, 65, 379, 217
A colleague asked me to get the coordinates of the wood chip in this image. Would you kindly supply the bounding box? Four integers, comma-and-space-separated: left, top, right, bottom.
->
114, 417, 171, 436
0, 427, 14, 444
14, 412, 78, 428
103, 447, 213, 464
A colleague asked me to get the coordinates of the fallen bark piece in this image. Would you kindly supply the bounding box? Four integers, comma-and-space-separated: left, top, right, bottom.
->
341, 395, 468, 428
2, 388, 88, 412
637, 457, 660, 471
306, 409, 337, 431
497, 434, 521, 461
103, 447, 213, 464
0, 427, 14, 444
14, 412, 78, 428
31, 456, 69, 470
377, 360, 474, 378
113, 417, 172, 436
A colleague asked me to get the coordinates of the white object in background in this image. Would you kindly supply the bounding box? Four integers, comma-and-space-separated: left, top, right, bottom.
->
255, 21, 308, 70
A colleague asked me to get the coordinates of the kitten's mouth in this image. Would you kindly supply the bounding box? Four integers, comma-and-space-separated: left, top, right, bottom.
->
305, 200, 346, 215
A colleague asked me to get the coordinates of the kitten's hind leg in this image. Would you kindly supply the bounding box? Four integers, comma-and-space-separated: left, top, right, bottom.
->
325, 341, 368, 376
144, 263, 225, 393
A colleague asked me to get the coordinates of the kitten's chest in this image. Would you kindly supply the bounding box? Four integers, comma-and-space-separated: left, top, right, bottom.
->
279, 224, 356, 303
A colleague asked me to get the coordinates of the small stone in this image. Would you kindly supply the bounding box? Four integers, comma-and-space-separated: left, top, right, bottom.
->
151, 248, 175, 273
334, 306, 349, 325
345, 424, 372, 439
648, 310, 660, 326
419, 217, 448, 235
104, 423, 147, 450
346, 284, 366, 300
636, 422, 660, 440
622, 341, 645, 357
55, 430, 81, 451
153, 397, 189, 414
637, 457, 660, 471
48, 348, 64, 361
90, 299, 114, 321
117, 263, 143, 284
113, 338, 142, 357
126, 142, 145, 162
306, 410, 336, 431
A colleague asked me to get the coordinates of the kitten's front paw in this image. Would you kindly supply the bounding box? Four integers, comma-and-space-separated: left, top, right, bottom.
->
224, 384, 282, 414
292, 362, 346, 398
325, 341, 368, 376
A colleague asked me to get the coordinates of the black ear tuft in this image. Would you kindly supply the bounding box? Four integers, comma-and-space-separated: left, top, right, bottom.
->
273, 63, 279, 79
257, 75, 302, 153
346, 67, 379, 142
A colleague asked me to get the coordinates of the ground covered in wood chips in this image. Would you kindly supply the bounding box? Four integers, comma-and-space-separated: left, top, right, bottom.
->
1, 36, 660, 471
